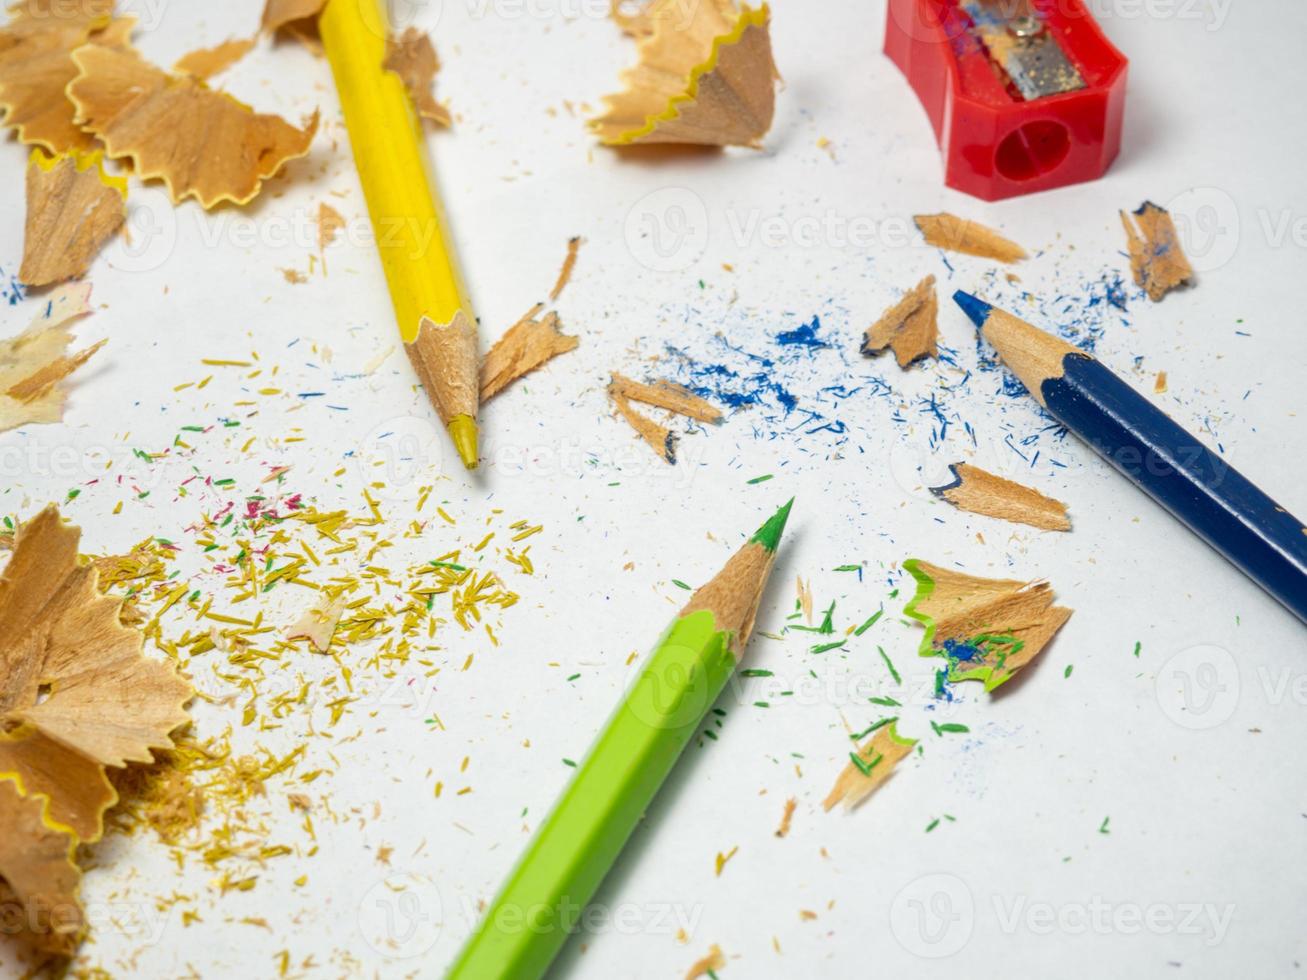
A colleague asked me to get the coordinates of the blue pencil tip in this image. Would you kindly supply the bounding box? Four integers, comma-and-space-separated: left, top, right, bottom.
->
952, 290, 993, 329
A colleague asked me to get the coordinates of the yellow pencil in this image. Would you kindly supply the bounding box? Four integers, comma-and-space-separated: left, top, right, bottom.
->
320, 0, 480, 469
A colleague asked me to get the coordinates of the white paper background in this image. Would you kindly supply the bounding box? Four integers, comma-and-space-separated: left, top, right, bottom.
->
1, 0, 1305, 977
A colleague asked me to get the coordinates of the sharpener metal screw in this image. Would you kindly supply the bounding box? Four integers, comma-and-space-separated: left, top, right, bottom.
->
1008, 15, 1043, 38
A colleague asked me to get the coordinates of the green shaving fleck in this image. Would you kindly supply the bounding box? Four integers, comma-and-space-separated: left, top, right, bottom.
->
1099, 816, 1110, 835
818, 600, 836, 635
834, 564, 861, 572
747, 474, 774, 485
869, 696, 900, 707
850, 717, 897, 741
741, 669, 773, 678
430, 561, 467, 571
1064, 664, 1074, 679
925, 818, 940, 833
562, 759, 577, 768
854, 609, 883, 636
878, 646, 901, 685
1133, 641, 1141, 658
930, 721, 969, 736
810, 640, 846, 654
671, 579, 692, 591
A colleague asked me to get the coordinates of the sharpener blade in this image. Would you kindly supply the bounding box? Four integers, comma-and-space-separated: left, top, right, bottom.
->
961, 0, 1085, 100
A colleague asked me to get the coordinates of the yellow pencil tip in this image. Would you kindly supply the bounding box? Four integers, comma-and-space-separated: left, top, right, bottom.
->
449, 415, 479, 470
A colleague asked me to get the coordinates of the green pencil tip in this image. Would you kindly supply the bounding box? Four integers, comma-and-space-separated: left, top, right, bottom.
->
750, 498, 794, 553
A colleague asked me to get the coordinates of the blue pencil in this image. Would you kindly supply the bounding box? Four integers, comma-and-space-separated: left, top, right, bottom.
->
954, 290, 1307, 625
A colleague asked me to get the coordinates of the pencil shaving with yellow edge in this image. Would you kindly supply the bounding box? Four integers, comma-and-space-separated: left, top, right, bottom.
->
593, 0, 778, 147
0, 0, 122, 154
67, 44, 319, 208
20, 149, 126, 287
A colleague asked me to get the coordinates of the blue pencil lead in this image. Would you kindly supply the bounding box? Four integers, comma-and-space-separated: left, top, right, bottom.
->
952, 290, 993, 329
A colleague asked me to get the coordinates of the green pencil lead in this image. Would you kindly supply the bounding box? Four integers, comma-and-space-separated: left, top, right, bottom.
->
750, 498, 794, 553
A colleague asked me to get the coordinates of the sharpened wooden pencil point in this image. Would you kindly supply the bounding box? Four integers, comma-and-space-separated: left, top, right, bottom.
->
952, 291, 1082, 407
959, 296, 1307, 625
321, 0, 481, 469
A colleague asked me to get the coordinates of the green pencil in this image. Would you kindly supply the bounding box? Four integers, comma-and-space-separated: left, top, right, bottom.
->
446, 500, 793, 980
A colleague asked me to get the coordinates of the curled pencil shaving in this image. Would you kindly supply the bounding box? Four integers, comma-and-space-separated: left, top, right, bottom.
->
286, 595, 347, 653
0, 283, 101, 433
67, 43, 319, 208
0, 778, 82, 955
861, 274, 938, 368
914, 213, 1028, 263
685, 944, 725, 980
550, 236, 582, 301
611, 390, 678, 464
172, 36, 256, 80
261, 0, 325, 46
0, 0, 125, 153
20, 149, 126, 288
593, 0, 778, 147
930, 463, 1071, 532
480, 305, 579, 402
384, 27, 450, 127
822, 722, 916, 812
903, 559, 1073, 691
608, 373, 723, 424
1122, 201, 1194, 302
0, 507, 193, 953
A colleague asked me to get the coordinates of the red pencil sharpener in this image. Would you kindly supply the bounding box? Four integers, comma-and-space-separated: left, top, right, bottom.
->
885, 0, 1128, 201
